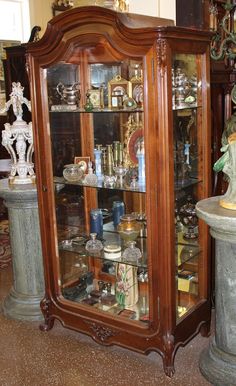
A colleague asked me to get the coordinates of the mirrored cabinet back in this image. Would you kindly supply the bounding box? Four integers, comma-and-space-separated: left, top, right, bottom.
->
26, 6, 212, 377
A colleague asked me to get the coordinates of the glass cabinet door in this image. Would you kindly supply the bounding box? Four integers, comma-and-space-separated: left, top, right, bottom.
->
46, 53, 149, 325
172, 53, 205, 321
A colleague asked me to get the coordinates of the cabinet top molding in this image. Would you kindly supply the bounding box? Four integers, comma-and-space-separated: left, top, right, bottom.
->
27, 6, 213, 64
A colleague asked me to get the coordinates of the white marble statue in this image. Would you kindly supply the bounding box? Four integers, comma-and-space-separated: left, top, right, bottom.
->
1, 82, 35, 184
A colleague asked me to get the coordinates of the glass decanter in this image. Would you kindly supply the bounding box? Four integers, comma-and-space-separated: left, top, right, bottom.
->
85, 233, 103, 254
122, 241, 142, 262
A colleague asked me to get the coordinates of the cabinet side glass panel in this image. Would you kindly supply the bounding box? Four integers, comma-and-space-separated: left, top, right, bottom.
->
172, 54, 203, 321
46, 55, 149, 326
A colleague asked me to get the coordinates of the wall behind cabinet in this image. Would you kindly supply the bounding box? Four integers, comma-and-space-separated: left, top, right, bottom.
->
129, 0, 175, 21
29, 0, 175, 37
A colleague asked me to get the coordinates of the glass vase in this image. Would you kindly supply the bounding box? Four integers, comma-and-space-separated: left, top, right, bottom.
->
115, 263, 139, 307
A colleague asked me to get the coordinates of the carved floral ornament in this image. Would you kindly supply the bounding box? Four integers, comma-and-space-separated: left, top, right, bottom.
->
85, 320, 119, 343
156, 38, 167, 69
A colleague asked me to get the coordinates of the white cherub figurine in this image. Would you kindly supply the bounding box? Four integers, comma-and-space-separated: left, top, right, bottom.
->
0, 82, 31, 120
1, 82, 35, 184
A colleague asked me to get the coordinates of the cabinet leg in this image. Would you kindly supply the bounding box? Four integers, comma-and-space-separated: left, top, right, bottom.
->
163, 357, 175, 378
40, 317, 55, 332
200, 319, 211, 338
162, 333, 175, 377
39, 296, 55, 331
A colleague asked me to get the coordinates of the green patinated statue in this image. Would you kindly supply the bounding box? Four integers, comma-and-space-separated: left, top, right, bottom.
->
214, 112, 236, 209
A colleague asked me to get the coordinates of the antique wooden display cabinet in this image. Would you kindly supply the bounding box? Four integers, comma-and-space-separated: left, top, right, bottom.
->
27, 6, 212, 376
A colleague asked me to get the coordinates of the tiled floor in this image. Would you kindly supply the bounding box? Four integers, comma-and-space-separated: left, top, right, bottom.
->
0, 265, 212, 386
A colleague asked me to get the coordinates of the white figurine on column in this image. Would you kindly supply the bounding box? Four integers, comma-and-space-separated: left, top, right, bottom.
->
1, 82, 35, 184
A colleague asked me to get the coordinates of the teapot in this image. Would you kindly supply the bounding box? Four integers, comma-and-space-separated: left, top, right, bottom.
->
56, 82, 80, 105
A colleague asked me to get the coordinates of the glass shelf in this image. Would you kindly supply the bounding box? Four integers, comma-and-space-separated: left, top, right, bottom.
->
175, 243, 200, 268
59, 230, 147, 269
62, 277, 150, 325
172, 103, 201, 111
50, 107, 144, 113
174, 178, 201, 191
54, 177, 146, 193
176, 231, 199, 247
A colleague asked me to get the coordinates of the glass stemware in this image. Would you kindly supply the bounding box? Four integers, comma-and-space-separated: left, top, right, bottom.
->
113, 164, 128, 187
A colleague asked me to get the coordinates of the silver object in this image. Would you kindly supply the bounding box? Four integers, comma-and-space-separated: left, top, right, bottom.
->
56, 82, 80, 105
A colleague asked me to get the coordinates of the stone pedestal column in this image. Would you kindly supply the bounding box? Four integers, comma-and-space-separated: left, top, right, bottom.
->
0, 179, 44, 321
196, 196, 236, 386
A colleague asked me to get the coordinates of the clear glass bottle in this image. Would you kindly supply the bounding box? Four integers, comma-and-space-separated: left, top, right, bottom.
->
85, 233, 103, 254
83, 161, 98, 186
122, 241, 142, 262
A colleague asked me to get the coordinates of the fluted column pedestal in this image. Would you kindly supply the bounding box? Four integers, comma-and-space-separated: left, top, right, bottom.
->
196, 196, 236, 386
0, 179, 44, 321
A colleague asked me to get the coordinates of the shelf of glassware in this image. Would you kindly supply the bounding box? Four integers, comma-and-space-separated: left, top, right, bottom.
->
58, 229, 149, 325
176, 234, 201, 320
50, 107, 144, 113
54, 177, 146, 193
55, 177, 200, 194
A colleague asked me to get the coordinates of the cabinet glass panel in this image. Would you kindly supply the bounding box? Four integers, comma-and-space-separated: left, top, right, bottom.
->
46, 55, 149, 325
172, 53, 203, 321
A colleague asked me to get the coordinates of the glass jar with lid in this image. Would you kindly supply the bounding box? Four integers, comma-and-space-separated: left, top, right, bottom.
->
117, 214, 143, 243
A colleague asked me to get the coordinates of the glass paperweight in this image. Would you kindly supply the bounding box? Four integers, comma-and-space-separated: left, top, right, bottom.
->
85, 233, 103, 254
63, 164, 83, 182
122, 241, 142, 262
83, 161, 98, 186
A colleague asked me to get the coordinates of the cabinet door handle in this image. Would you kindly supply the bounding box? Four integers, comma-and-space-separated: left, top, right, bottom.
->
42, 185, 47, 192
